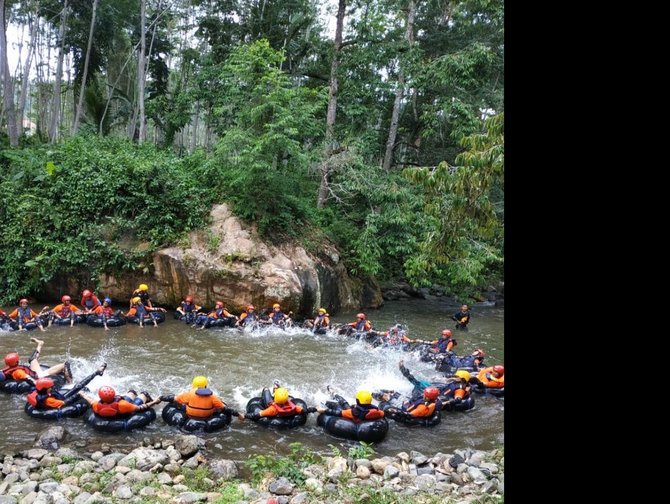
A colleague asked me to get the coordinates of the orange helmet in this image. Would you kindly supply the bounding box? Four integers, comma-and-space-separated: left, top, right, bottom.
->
4, 352, 20, 367
247, 305, 255, 310
35, 377, 54, 391
185, 296, 194, 303
19, 298, 28, 304
493, 365, 505, 375
61, 295, 71, 303
423, 387, 439, 401
472, 349, 485, 358
82, 290, 92, 298
98, 386, 116, 403
441, 329, 452, 337
216, 300, 224, 307
357, 313, 366, 319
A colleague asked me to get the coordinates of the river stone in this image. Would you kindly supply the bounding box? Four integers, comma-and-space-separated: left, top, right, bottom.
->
354, 459, 371, 469
34, 427, 65, 451
479, 462, 498, 474
138, 487, 155, 497
289, 492, 308, 504
415, 474, 436, 490
450, 473, 463, 485
481, 480, 497, 494
156, 473, 172, 485
125, 470, 152, 484
466, 466, 487, 484
89, 452, 103, 462
410, 451, 427, 466
165, 446, 182, 462
207, 460, 237, 481
457, 463, 468, 474
74, 461, 98, 473
37, 481, 59, 494
173, 484, 189, 493
304, 478, 322, 494
370, 457, 395, 475
96, 455, 119, 471
118, 448, 169, 471
449, 454, 465, 468
327, 467, 344, 483
396, 452, 410, 463
54, 448, 80, 461
323, 483, 338, 495
173, 475, 185, 485
268, 477, 293, 495
430, 453, 448, 466
417, 466, 435, 476
20, 451, 47, 462
21, 482, 38, 495
113, 485, 133, 499
173, 492, 207, 503
20, 492, 38, 504
326, 457, 347, 472
114, 466, 131, 475
383, 465, 399, 480
356, 466, 371, 479
174, 436, 200, 458
3, 475, 19, 485
163, 463, 181, 475
73, 492, 92, 504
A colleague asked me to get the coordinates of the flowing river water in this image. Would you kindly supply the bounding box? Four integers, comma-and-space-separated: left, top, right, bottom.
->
0, 298, 503, 462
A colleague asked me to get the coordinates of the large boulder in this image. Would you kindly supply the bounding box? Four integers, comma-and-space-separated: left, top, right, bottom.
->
42, 204, 382, 316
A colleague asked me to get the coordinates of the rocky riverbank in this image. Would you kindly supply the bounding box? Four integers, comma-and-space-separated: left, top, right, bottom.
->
0, 427, 503, 504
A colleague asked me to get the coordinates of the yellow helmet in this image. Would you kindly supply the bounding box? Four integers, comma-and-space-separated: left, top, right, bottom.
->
139, 284, 149, 291
131, 296, 141, 304
273, 303, 280, 309
355, 390, 372, 405
273, 387, 289, 404
192, 376, 208, 388
455, 370, 471, 382
318, 308, 326, 314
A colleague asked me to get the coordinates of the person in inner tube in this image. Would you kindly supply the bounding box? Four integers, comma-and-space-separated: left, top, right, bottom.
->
316, 389, 385, 422
159, 376, 245, 421
79, 385, 161, 416
1, 338, 73, 386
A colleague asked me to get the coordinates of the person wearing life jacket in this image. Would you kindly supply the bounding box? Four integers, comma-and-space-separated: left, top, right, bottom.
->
437, 348, 486, 374
383, 386, 442, 422
79, 386, 161, 417
7, 299, 46, 332
316, 389, 385, 423
264, 303, 291, 327
0, 308, 8, 321
311, 308, 331, 334
417, 329, 457, 353
126, 296, 165, 327
237, 305, 259, 327
176, 295, 202, 324
441, 370, 473, 406
26, 363, 107, 410
373, 360, 449, 405
50, 295, 81, 327
193, 300, 236, 329
159, 377, 244, 420
80, 290, 102, 314
91, 298, 122, 331
451, 304, 471, 330
1, 338, 72, 386
379, 324, 411, 347
246, 386, 317, 420
129, 284, 153, 309
473, 365, 505, 389
349, 313, 372, 332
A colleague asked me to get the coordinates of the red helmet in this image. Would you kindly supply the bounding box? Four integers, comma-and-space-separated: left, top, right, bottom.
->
19, 298, 28, 304
247, 305, 255, 310
216, 300, 224, 307
441, 329, 453, 337
423, 387, 439, 401
82, 290, 92, 298
493, 365, 505, 375
4, 352, 20, 367
185, 296, 194, 303
35, 377, 54, 391
357, 313, 366, 319
98, 386, 116, 403
61, 295, 71, 303
472, 349, 485, 357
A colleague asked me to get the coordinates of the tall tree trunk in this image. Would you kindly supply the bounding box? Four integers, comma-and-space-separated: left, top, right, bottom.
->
0, 0, 19, 146
317, 0, 346, 209
382, 0, 415, 172
49, 0, 68, 143
137, 0, 146, 143
190, 101, 200, 153
17, 11, 38, 137
73, 0, 98, 134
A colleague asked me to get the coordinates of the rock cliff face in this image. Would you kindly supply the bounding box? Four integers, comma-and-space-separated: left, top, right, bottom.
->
42, 204, 382, 316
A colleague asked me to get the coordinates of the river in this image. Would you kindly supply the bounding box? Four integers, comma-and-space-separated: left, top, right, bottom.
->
0, 298, 503, 462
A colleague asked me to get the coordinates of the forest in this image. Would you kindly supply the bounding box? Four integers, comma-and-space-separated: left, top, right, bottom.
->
0, 0, 503, 304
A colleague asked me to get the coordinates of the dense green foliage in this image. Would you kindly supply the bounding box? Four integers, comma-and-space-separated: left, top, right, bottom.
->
0, 136, 215, 303
1, 0, 504, 301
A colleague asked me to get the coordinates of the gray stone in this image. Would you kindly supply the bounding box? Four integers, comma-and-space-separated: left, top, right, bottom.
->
396, 452, 410, 463
19, 492, 37, 504
78, 474, 96, 485
174, 436, 201, 458
481, 480, 497, 494
39, 457, 62, 468
173, 475, 185, 485
450, 473, 463, 485
354, 458, 371, 469
434, 481, 451, 493
304, 478, 322, 494
479, 462, 498, 474
410, 451, 428, 466
73, 493, 92, 504
74, 461, 98, 473
166, 446, 182, 462
114, 466, 131, 475
157, 473, 172, 485
90, 452, 103, 462
416, 466, 435, 476
240, 484, 260, 500
323, 483, 337, 495
113, 486, 133, 499
497, 480, 504, 494
118, 448, 170, 471
173, 484, 189, 492
163, 463, 181, 475
54, 448, 80, 461
436, 472, 451, 483
430, 453, 448, 466
51, 492, 69, 504
383, 465, 399, 480
37, 481, 59, 493
289, 492, 308, 504
268, 477, 294, 495
370, 457, 395, 475
138, 487, 155, 497
415, 474, 436, 491
327, 468, 344, 483
21, 482, 38, 496
449, 454, 465, 468
207, 460, 237, 481
457, 463, 468, 474
97, 454, 123, 471
20, 451, 48, 462
408, 463, 418, 476
3, 475, 19, 485
466, 466, 487, 484
172, 492, 207, 503
326, 457, 347, 472
34, 427, 65, 451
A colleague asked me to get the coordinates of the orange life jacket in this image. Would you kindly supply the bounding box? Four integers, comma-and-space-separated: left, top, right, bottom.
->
477, 368, 504, 388
2, 364, 37, 380
272, 400, 298, 417
185, 393, 221, 419
93, 399, 122, 417
407, 401, 437, 418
